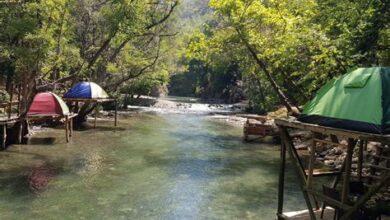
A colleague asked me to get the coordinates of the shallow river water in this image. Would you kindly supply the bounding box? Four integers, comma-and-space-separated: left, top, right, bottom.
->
0, 110, 306, 219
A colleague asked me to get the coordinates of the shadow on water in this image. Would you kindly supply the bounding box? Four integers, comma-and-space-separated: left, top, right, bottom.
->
26, 137, 57, 145
0, 158, 68, 197
75, 125, 127, 132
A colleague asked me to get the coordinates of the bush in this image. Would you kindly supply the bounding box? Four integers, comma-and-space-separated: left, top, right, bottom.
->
0, 90, 10, 102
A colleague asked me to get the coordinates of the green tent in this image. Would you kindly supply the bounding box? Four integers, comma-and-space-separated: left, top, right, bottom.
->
299, 67, 390, 134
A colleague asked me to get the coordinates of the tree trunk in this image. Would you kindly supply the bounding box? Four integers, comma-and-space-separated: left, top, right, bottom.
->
235, 28, 296, 113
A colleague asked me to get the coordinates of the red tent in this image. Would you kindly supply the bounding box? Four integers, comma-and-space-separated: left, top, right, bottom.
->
27, 92, 70, 116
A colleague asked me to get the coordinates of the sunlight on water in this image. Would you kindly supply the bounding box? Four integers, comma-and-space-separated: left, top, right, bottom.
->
0, 113, 305, 219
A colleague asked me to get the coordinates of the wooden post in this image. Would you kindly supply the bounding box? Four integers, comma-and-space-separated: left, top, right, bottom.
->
341, 138, 356, 204
1, 124, 6, 149
114, 100, 118, 127
69, 117, 73, 137
307, 139, 316, 188
277, 142, 286, 216
65, 115, 69, 142
17, 120, 23, 144
340, 173, 390, 220
94, 103, 98, 128
357, 140, 364, 181
280, 127, 316, 220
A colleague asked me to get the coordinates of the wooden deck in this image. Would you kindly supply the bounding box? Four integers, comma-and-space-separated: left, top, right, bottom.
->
280, 209, 390, 220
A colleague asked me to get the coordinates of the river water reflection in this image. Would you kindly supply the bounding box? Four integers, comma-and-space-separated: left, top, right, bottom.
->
0, 112, 305, 219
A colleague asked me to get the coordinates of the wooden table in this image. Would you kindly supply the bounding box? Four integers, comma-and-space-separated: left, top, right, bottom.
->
27, 113, 78, 143
0, 116, 23, 149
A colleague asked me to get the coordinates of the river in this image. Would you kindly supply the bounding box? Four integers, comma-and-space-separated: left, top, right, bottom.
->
0, 98, 306, 219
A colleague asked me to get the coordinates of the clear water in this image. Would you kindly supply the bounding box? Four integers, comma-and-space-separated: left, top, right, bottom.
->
0, 113, 306, 219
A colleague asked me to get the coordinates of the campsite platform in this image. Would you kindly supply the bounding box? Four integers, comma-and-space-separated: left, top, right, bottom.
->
280, 209, 390, 220
0, 116, 23, 149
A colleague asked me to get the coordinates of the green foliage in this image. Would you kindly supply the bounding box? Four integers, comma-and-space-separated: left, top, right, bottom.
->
0, 90, 10, 102
121, 68, 170, 97
179, 0, 390, 112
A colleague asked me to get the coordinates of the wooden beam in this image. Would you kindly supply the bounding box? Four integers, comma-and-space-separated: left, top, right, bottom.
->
1, 124, 6, 149
275, 119, 390, 143
341, 139, 356, 204
340, 173, 390, 220
17, 121, 23, 144
69, 117, 73, 137
114, 100, 118, 127
312, 138, 347, 148
278, 142, 287, 215
357, 140, 364, 181
306, 139, 316, 188
94, 103, 98, 128
280, 126, 316, 220
65, 115, 69, 143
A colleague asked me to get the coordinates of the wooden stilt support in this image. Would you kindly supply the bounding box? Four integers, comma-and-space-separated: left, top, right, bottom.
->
307, 139, 316, 188
69, 117, 73, 137
341, 138, 356, 204
94, 103, 98, 129
17, 120, 23, 144
114, 100, 118, 127
340, 173, 390, 220
357, 140, 364, 181
277, 142, 286, 217
280, 127, 316, 220
2, 124, 6, 149
65, 115, 69, 143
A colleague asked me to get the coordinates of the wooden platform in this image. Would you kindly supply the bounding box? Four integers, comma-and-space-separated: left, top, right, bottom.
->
280, 209, 390, 220
275, 118, 390, 220
242, 115, 276, 141
27, 113, 78, 143
280, 208, 334, 220
0, 116, 23, 149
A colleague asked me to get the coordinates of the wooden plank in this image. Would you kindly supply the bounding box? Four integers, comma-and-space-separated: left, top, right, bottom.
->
305, 169, 341, 177
275, 119, 390, 143
373, 154, 390, 161
305, 188, 352, 210
280, 127, 316, 220
62, 98, 115, 102
312, 138, 347, 148
369, 164, 390, 172
340, 173, 390, 220
278, 142, 287, 215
